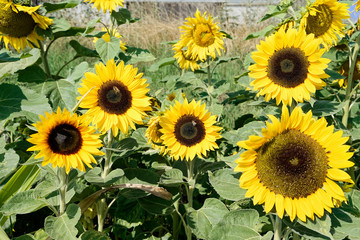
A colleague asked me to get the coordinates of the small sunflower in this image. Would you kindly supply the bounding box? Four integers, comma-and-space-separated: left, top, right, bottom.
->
299, 0, 350, 50
248, 28, 330, 106
235, 106, 354, 222
27, 108, 104, 173
83, 0, 124, 13
160, 98, 222, 161
145, 115, 167, 153
93, 27, 127, 52
333, 59, 360, 88
179, 9, 225, 61
77, 59, 151, 136
173, 41, 200, 71
0, 0, 53, 52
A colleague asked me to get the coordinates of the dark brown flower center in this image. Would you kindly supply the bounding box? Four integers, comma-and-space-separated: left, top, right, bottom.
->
97, 80, 132, 115
256, 129, 328, 198
267, 47, 309, 88
174, 115, 206, 147
48, 123, 82, 155
0, 3, 36, 38
305, 4, 333, 38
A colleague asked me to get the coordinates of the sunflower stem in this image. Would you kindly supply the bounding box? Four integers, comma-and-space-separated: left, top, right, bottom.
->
39, 42, 51, 78
292, 232, 301, 240
342, 35, 360, 128
58, 167, 68, 215
206, 57, 214, 106
186, 160, 195, 208
273, 215, 282, 240
98, 130, 114, 232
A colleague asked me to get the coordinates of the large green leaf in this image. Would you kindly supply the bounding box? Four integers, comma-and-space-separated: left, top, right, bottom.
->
208, 169, 246, 201
95, 37, 121, 62
0, 84, 51, 122
331, 208, 360, 240
301, 100, 346, 117
124, 47, 156, 65
187, 198, 229, 239
0, 148, 19, 182
43, 0, 80, 13
111, 8, 139, 25
69, 40, 98, 58
18, 65, 47, 83
42, 79, 77, 110
148, 57, 176, 72
208, 209, 261, 240
80, 230, 110, 240
44, 204, 80, 240
159, 169, 184, 186
138, 195, 174, 215
0, 189, 47, 215
0, 49, 40, 78
85, 167, 124, 187
222, 121, 265, 146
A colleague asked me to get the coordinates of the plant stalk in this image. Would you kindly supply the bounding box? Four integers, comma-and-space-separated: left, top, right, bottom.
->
58, 167, 68, 215
39, 42, 51, 79
98, 130, 114, 232
185, 160, 195, 240
342, 35, 360, 128
273, 215, 282, 240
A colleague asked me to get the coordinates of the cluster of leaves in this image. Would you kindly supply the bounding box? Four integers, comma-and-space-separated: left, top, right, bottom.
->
0, 0, 360, 240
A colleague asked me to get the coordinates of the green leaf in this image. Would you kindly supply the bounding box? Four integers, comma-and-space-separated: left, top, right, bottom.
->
66, 61, 89, 83
111, 8, 139, 25
43, 0, 80, 13
82, 17, 101, 36
187, 198, 229, 239
159, 169, 184, 186
245, 25, 274, 40
208, 169, 246, 201
42, 79, 77, 110
95, 37, 121, 62
69, 40, 98, 58
18, 65, 47, 83
259, 1, 293, 22
0, 189, 47, 215
138, 195, 174, 215
52, 18, 71, 33
0, 85, 50, 123
80, 230, 110, 240
0, 49, 40, 78
222, 121, 265, 146
208, 209, 261, 240
53, 27, 87, 39
325, 69, 345, 82
44, 204, 80, 240
0, 149, 19, 181
0, 226, 10, 240
85, 167, 124, 186
125, 47, 156, 65
331, 208, 360, 240
301, 100, 345, 117
148, 57, 176, 72
283, 215, 332, 240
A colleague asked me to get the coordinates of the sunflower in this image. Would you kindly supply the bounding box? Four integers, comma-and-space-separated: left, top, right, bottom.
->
145, 115, 167, 153
173, 41, 200, 71
93, 27, 127, 52
235, 106, 354, 222
77, 59, 151, 136
299, 0, 350, 50
333, 59, 360, 88
248, 28, 330, 106
83, 0, 124, 13
0, 0, 52, 52
356, 1, 360, 12
160, 98, 222, 161
179, 9, 225, 61
27, 108, 104, 173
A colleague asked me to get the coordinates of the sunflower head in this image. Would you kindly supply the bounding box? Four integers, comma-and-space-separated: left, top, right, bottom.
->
173, 41, 200, 71
179, 9, 225, 61
160, 98, 222, 161
236, 106, 354, 222
334, 59, 360, 88
248, 28, 330, 106
0, 1, 52, 51
77, 59, 151, 136
27, 108, 104, 173
299, 0, 350, 50
145, 114, 167, 153
84, 0, 124, 13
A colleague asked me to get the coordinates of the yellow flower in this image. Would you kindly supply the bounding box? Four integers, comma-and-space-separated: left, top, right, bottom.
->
145, 115, 167, 153
160, 98, 222, 161
333, 59, 360, 88
93, 27, 127, 52
179, 9, 225, 61
248, 28, 330, 106
0, 0, 52, 52
77, 59, 151, 136
236, 106, 354, 222
299, 0, 350, 50
356, 1, 360, 12
83, 0, 124, 13
27, 108, 104, 173
173, 41, 200, 71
